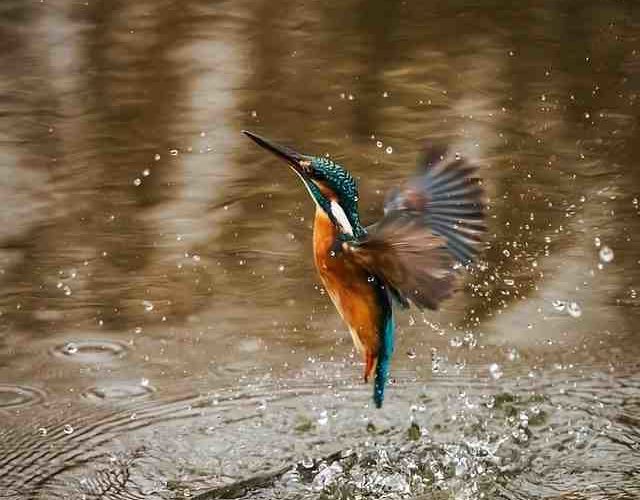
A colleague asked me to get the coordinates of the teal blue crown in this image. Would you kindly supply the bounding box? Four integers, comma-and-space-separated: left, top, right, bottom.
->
308, 156, 366, 239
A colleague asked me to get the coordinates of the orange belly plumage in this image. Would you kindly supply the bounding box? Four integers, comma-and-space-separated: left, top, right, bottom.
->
312, 209, 383, 380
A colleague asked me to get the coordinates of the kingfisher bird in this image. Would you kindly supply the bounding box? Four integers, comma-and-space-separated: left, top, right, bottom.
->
243, 130, 486, 408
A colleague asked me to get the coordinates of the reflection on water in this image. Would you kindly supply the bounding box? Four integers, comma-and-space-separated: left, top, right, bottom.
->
1, 0, 639, 498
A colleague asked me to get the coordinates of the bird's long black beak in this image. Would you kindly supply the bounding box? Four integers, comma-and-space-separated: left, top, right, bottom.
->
242, 130, 311, 175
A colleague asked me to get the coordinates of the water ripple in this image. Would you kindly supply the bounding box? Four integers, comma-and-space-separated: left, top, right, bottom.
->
83, 381, 156, 402
0, 385, 46, 410
50, 339, 128, 363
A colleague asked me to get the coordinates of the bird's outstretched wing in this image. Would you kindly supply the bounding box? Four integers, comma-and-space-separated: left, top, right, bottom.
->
344, 145, 486, 310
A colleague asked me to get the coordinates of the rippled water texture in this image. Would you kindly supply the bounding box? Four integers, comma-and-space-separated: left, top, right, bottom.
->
1, 1, 639, 498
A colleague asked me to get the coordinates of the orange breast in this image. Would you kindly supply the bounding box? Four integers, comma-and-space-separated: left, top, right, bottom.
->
313, 209, 382, 371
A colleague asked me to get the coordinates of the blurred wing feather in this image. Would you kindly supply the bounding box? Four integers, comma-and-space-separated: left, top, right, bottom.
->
352, 144, 486, 310
346, 214, 457, 310
384, 146, 486, 265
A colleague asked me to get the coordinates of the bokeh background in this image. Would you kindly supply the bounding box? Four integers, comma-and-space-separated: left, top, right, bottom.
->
1, 1, 639, 498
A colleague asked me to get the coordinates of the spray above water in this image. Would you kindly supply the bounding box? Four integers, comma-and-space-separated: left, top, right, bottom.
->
599, 245, 614, 263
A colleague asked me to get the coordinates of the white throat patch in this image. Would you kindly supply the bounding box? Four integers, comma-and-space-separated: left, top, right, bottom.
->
330, 200, 354, 236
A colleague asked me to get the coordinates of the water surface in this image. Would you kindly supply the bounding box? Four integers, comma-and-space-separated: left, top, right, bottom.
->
1, 1, 639, 498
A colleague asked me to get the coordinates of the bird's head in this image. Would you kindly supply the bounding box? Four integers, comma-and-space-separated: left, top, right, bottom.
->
243, 130, 365, 239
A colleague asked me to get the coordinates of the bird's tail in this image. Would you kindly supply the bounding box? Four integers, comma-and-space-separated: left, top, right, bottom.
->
373, 311, 394, 408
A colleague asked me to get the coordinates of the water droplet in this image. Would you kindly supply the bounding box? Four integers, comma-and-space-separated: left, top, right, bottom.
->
463, 332, 477, 348
594, 237, 601, 248
192, 254, 201, 262
376, 140, 383, 148
64, 342, 78, 355
406, 348, 417, 359
431, 352, 441, 373
531, 457, 545, 474
502, 249, 511, 257
38, 427, 47, 436
599, 245, 614, 263
312, 462, 343, 490
385, 146, 393, 154
169, 149, 179, 156
449, 336, 463, 347
382, 91, 389, 97
278, 265, 285, 272
250, 110, 257, 117
63, 424, 74, 435
507, 347, 520, 361
142, 168, 150, 177
567, 301, 582, 318
367, 275, 375, 283
140, 378, 150, 387
142, 300, 154, 312
552, 300, 566, 312
503, 278, 515, 286
133, 178, 142, 186
317, 410, 328, 426
347, 93, 354, 100
489, 363, 503, 380
154, 154, 161, 161
584, 112, 591, 119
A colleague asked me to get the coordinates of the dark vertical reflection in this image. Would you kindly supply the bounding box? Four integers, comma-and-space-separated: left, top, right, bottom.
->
460, 3, 573, 327
77, 0, 196, 329
0, 1, 65, 336
554, 0, 640, 336
0, 0, 202, 333
350, 0, 402, 138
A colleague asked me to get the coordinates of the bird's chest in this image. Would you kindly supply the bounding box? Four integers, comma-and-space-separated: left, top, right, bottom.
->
312, 210, 382, 354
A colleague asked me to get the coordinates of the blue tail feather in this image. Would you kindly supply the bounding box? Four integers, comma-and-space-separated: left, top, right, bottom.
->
373, 307, 394, 408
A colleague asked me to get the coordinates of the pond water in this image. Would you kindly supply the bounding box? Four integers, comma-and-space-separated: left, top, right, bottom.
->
1, 1, 639, 498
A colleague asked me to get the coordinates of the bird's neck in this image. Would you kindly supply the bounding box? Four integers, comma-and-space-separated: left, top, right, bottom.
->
312, 208, 338, 263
